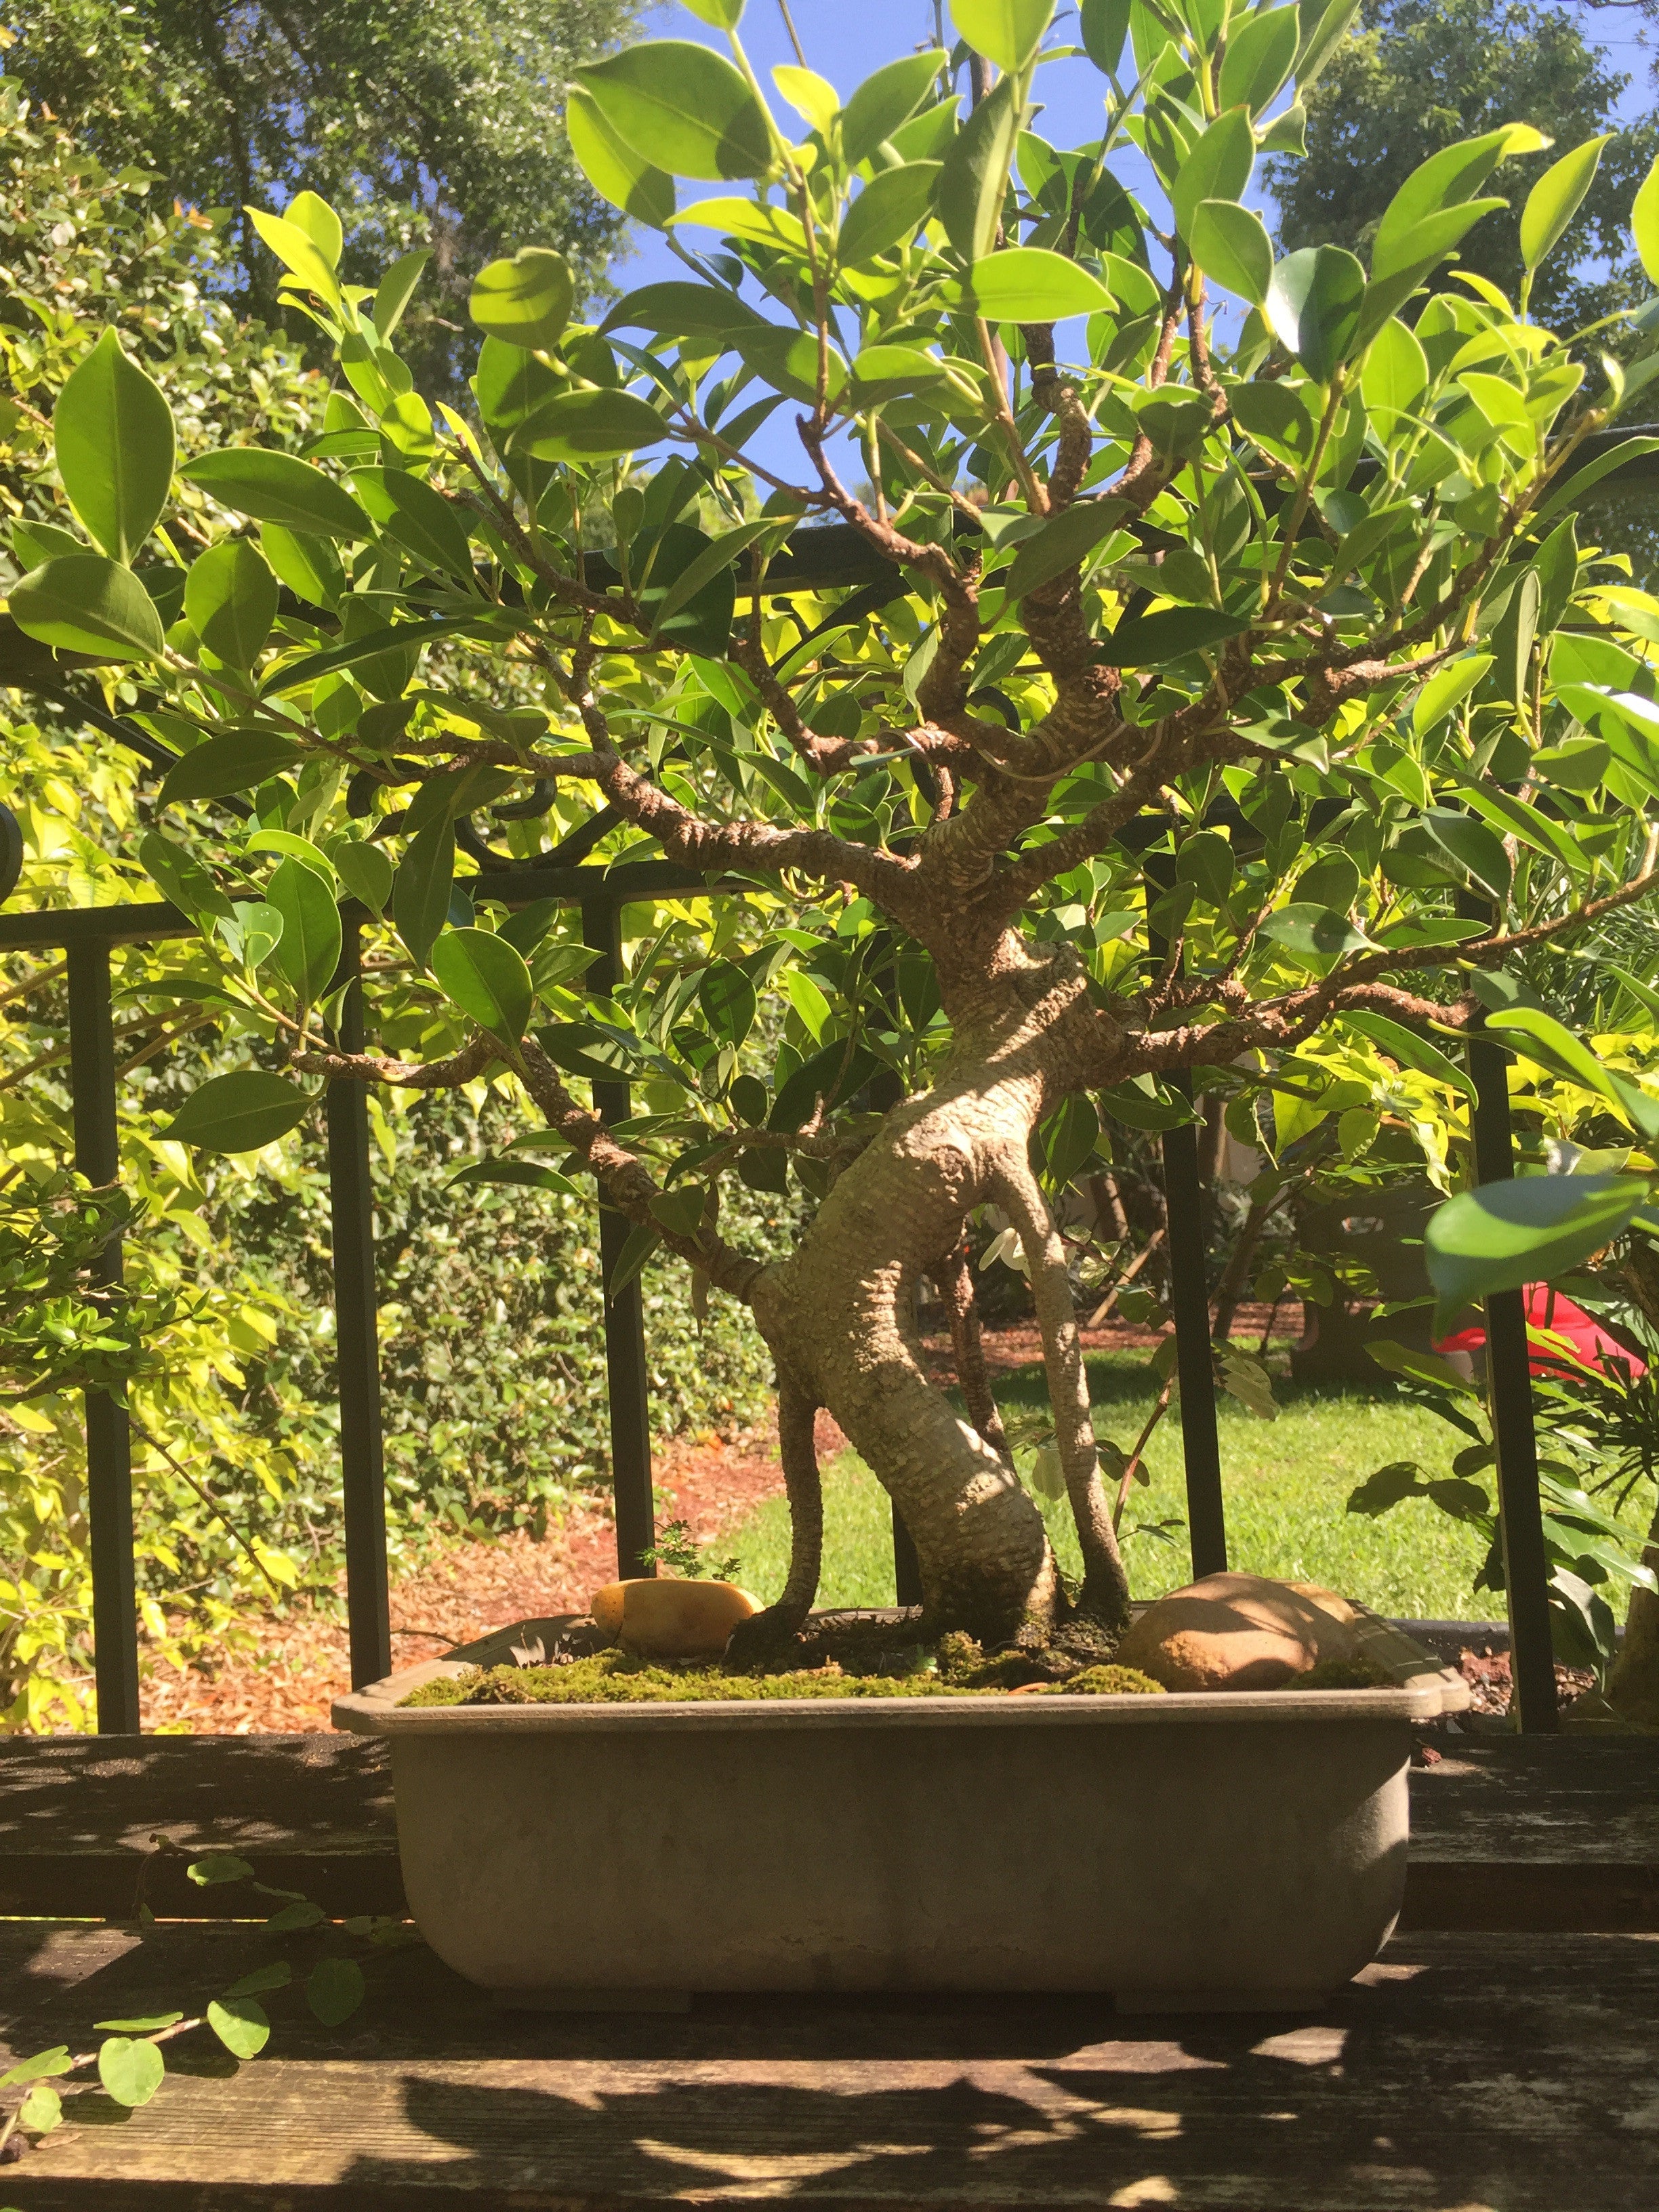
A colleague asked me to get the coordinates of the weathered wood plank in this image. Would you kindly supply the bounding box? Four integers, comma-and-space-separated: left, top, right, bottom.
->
3, 1734, 1654, 1926
1, 1929, 1654, 2209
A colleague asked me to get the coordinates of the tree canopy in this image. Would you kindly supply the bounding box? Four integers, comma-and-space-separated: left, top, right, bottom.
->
1, 0, 638, 394
1271, 0, 1659, 340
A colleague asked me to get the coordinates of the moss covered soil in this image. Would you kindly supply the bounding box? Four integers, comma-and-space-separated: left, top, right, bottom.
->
401, 1651, 1170, 1707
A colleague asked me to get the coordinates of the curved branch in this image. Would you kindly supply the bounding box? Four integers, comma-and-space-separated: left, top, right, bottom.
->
930, 1240, 1008, 1457
725, 1377, 824, 1662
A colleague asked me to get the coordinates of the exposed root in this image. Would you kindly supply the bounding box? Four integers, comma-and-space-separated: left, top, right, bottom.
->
994, 1158, 1131, 1629
723, 1378, 824, 1669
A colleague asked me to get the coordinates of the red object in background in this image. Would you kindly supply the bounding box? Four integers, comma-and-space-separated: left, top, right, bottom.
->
1434, 1286, 1647, 1380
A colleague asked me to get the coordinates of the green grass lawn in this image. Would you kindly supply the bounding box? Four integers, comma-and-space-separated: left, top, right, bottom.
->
721, 1349, 1506, 1623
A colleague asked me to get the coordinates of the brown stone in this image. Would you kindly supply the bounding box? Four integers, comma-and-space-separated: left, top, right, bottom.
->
1112, 1573, 1361, 1692
590, 1577, 762, 1660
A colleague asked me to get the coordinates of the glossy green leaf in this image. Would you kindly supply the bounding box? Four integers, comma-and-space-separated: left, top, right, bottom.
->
1218, 3, 1298, 113
851, 344, 964, 400
184, 539, 279, 668
98, 2036, 165, 2108
1189, 199, 1272, 304
949, 0, 1054, 73
1413, 653, 1492, 734
448, 1159, 583, 1197
226, 900, 285, 971
159, 730, 306, 805
1555, 685, 1659, 798
394, 817, 456, 968
647, 515, 782, 640
306, 1955, 367, 2026
1004, 497, 1127, 599
1259, 903, 1370, 960
599, 282, 764, 342
967, 247, 1113, 321
469, 249, 573, 352
331, 838, 394, 915
838, 162, 941, 268
1340, 1010, 1477, 1103
1370, 129, 1511, 279
1633, 148, 1659, 285
732, 323, 848, 407
1427, 1174, 1649, 1329
222, 1962, 293, 2001
139, 830, 237, 924
10, 552, 167, 660
1423, 809, 1511, 902
607, 1219, 661, 1300
165, 1070, 314, 1154
249, 207, 341, 302
53, 329, 176, 563
19, 2081, 64, 2134
1078, 0, 1130, 73
682, 0, 743, 25
351, 467, 475, 580
938, 73, 1019, 265
12, 517, 85, 569
0, 2047, 73, 2087
1520, 135, 1609, 274
1292, 0, 1361, 89
575, 42, 776, 183
1360, 316, 1429, 416
1265, 244, 1365, 381
261, 523, 344, 611
1229, 380, 1317, 467
1096, 605, 1246, 663
841, 51, 948, 168
247, 828, 337, 882
567, 84, 676, 228
207, 1996, 270, 2060
184, 451, 369, 539
1488, 1007, 1659, 1141
266, 855, 343, 1000
432, 926, 534, 1042
511, 386, 670, 462
699, 958, 758, 1047
1170, 105, 1254, 244
373, 246, 430, 338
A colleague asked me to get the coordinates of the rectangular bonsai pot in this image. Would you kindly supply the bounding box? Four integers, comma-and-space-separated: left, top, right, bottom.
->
334, 1624, 1468, 2011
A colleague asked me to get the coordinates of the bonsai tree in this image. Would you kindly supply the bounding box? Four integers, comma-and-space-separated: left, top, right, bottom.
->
10, 0, 1659, 1660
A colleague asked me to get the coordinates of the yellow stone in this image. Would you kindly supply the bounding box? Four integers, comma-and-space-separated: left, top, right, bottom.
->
589, 1577, 762, 1658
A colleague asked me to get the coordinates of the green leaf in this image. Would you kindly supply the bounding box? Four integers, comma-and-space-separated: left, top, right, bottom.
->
1259, 903, 1369, 961
938, 72, 1020, 265
1370, 129, 1511, 280
1265, 244, 1365, 381
1292, 0, 1361, 89
53, 328, 176, 563
783, 967, 830, 1040
1004, 497, 1127, 599
12, 516, 85, 569
228, 900, 285, 970
1427, 1174, 1649, 1329
1170, 105, 1254, 243
1413, 653, 1492, 735
1096, 606, 1246, 664
838, 163, 942, 268
1340, 1009, 1477, 1103
187, 1851, 255, 1884
851, 344, 963, 401
449, 1159, 583, 1197
1175, 828, 1234, 908
682, 0, 744, 27
599, 282, 764, 343
607, 1219, 661, 1300
966, 247, 1113, 321
261, 524, 344, 611
10, 552, 166, 660
699, 958, 758, 1047
567, 85, 676, 228
223, 1962, 293, 2000
1361, 316, 1429, 417
393, 817, 456, 969
647, 514, 786, 640
266, 856, 342, 1000
841, 51, 948, 168
1487, 1007, 1659, 1141
373, 247, 430, 339
351, 468, 476, 581
139, 829, 236, 924
159, 731, 306, 805
184, 539, 279, 668
432, 926, 534, 1042
0, 2048, 73, 2088
1634, 148, 1659, 287
1218, 3, 1298, 113
469, 249, 573, 352
1190, 199, 1272, 304
19, 2081, 64, 2134
651, 1181, 709, 1240
1229, 380, 1317, 467
207, 1996, 270, 2060
249, 207, 342, 302
331, 838, 394, 915
1079, 0, 1130, 73
247, 827, 337, 882
167, 1070, 314, 1153
575, 43, 776, 184
949, 0, 1054, 73
511, 386, 670, 463
184, 451, 369, 540
98, 2036, 165, 2108
1521, 135, 1609, 274
1423, 809, 1511, 902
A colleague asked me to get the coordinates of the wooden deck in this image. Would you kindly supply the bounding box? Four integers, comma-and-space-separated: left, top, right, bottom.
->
1, 1731, 1655, 2208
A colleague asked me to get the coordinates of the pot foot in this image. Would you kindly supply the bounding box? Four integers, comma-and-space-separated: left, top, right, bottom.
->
493, 1988, 693, 2013
1113, 1987, 1332, 2014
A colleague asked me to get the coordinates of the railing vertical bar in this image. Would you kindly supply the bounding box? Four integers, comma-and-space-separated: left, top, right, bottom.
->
67, 939, 140, 1734
583, 897, 655, 1581
327, 922, 391, 1691
1143, 867, 1227, 1580
1467, 1017, 1558, 1732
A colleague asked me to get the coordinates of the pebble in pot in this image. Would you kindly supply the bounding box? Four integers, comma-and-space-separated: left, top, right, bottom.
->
1113, 1573, 1362, 1692
591, 1578, 762, 1660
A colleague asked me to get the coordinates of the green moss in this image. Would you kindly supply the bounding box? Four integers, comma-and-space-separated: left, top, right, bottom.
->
1298, 1655, 1394, 1689
399, 1651, 1172, 1707
1047, 1665, 1166, 1695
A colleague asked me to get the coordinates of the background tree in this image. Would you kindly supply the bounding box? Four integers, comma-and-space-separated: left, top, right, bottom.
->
0, 0, 638, 396
1269, 0, 1659, 340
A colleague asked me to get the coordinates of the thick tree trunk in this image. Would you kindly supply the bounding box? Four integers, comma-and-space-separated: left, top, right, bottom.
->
748, 943, 1128, 1645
